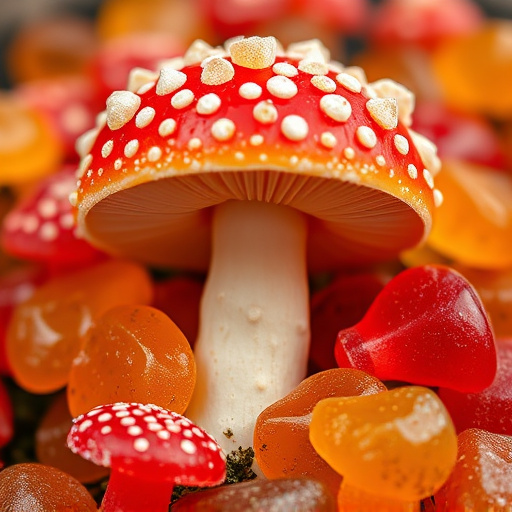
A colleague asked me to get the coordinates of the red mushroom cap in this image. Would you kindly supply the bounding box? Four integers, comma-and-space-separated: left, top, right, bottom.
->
73, 37, 441, 271
67, 402, 226, 487
2, 165, 104, 267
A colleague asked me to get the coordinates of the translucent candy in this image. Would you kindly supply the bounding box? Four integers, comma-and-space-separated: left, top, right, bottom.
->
310, 387, 457, 505
6, 260, 153, 393
172, 477, 336, 512
67, 304, 196, 417
435, 429, 512, 512
428, 160, 512, 269
335, 265, 497, 392
439, 338, 512, 435
254, 368, 386, 496
0, 463, 97, 511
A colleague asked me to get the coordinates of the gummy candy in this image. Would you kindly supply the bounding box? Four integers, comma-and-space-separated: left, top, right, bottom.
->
67, 304, 196, 417
335, 265, 496, 392
254, 368, 386, 496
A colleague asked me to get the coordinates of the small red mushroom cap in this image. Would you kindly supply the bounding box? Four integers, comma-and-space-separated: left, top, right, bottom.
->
1, 165, 104, 267
67, 402, 226, 487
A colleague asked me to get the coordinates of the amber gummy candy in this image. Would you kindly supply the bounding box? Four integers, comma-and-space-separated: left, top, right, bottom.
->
254, 368, 386, 497
310, 386, 458, 507
6, 259, 153, 394
0, 463, 97, 511
68, 304, 196, 417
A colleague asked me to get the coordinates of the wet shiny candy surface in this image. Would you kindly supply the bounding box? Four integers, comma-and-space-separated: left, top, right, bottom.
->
310, 387, 458, 503
6, 259, 153, 394
435, 429, 512, 512
67, 304, 196, 417
335, 265, 497, 392
254, 368, 386, 496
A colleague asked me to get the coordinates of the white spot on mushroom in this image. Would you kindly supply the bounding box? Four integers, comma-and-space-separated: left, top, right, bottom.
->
144, 416, 157, 423
196, 93, 222, 115
101, 139, 114, 158
366, 98, 398, 130
336, 73, 362, 93
60, 213, 74, 229
410, 130, 442, 176
288, 39, 330, 61
311, 75, 336, 93
158, 119, 177, 137
137, 82, 155, 95
128, 426, 143, 436
192, 427, 204, 438
253, 100, 278, 124
320, 132, 337, 149
106, 91, 141, 131
433, 189, 444, 207
124, 139, 140, 158
181, 439, 197, 455
157, 430, 171, 440
156, 68, 187, 96
148, 422, 163, 432
423, 168, 434, 189
69, 192, 78, 208
183, 429, 193, 439
121, 416, 136, 426
344, 147, 355, 160
229, 36, 277, 69
98, 413, 112, 422
201, 57, 235, 86
166, 423, 182, 434
239, 82, 262, 100
376, 155, 386, 166
133, 438, 150, 452
408, 164, 418, 179
184, 40, 225, 66
259, 153, 268, 162
281, 115, 309, 141
114, 159, 123, 171
78, 419, 92, 432
127, 67, 158, 93
250, 134, 264, 146
147, 146, 163, 162
38, 198, 57, 218
370, 79, 415, 126
135, 106, 156, 128
188, 138, 203, 150
394, 134, 410, 155
211, 118, 236, 141
101, 426, 112, 435
356, 126, 377, 149
266, 75, 298, 99
77, 154, 93, 179
320, 95, 352, 122
298, 59, 328, 75
76, 128, 99, 158
171, 89, 195, 109
272, 62, 298, 77
40, 222, 58, 241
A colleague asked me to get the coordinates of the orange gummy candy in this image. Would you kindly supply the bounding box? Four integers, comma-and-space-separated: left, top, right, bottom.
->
427, 160, 512, 269
6, 260, 153, 394
254, 369, 386, 496
435, 429, 512, 512
432, 21, 512, 119
310, 386, 457, 509
67, 304, 196, 417
0, 463, 97, 511
0, 93, 62, 186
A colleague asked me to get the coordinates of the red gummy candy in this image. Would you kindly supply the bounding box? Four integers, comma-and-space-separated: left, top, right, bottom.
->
439, 338, 512, 435
335, 265, 496, 392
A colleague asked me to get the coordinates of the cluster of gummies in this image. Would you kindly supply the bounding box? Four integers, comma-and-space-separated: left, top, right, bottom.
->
0, 0, 512, 510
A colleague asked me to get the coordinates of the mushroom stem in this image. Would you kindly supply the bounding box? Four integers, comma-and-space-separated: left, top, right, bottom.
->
101, 469, 174, 512
187, 199, 309, 457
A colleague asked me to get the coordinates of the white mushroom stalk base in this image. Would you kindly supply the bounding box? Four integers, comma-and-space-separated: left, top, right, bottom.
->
186, 200, 309, 463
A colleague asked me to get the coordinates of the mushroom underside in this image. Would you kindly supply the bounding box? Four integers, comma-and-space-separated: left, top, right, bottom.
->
83, 169, 426, 272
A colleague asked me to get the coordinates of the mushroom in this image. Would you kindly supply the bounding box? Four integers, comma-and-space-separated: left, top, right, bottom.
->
72, 36, 442, 457
67, 402, 226, 512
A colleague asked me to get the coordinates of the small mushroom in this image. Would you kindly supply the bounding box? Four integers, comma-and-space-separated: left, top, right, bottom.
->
67, 402, 226, 512
73, 36, 441, 457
